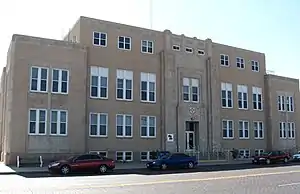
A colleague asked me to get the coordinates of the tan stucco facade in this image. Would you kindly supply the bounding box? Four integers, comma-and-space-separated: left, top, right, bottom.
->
0, 16, 299, 164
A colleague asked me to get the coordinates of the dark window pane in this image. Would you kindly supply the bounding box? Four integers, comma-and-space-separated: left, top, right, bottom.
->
51, 123, 57, 134
61, 71, 68, 81
99, 126, 106, 136
117, 89, 123, 99
60, 123, 66, 134
31, 79, 38, 90
141, 81, 147, 90
31, 67, 38, 78
126, 80, 132, 89
141, 91, 147, 100
117, 79, 123, 88
39, 123, 46, 134
142, 46, 147, 52
125, 90, 131, 99
119, 42, 124, 48
29, 122, 36, 134
40, 80, 47, 91
61, 82, 67, 93
52, 81, 59, 92
53, 70, 59, 80
100, 88, 107, 98
101, 33, 106, 39
229, 130, 233, 137
100, 40, 106, 46
41, 69, 48, 79
149, 92, 155, 101
94, 38, 99, 45
94, 32, 99, 38
91, 86, 98, 97
117, 126, 123, 136
125, 44, 130, 50
100, 77, 107, 87
90, 125, 97, 135
125, 126, 131, 136
91, 76, 98, 86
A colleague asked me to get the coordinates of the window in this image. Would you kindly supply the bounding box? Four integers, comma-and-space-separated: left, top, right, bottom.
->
278, 95, 285, 111
197, 49, 205, 55
183, 78, 199, 103
251, 60, 259, 72
220, 54, 229, 66
118, 36, 131, 50
222, 120, 234, 139
185, 47, 193, 53
89, 113, 108, 137
254, 149, 264, 156
172, 45, 180, 51
140, 72, 156, 102
254, 121, 264, 139
238, 120, 249, 139
93, 32, 107, 47
287, 122, 295, 139
50, 110, 68, 136
28, 109, 47, 135
221, 82, 233, 108
90, 66, 108, 99
117, 69, 133, 100
237, 85, 248, 109
116, 114, 133, 137
279, 122, 287, 139
30, 67, 48, 92
239, 149, 250, 158
287, 96, 294, 112
252, 87, 263, 110
116, 151, 133, 162
140, 116, 156, 138
52, 69, 69, 94
140, 151, 151, 161
236, 57, 245, 69
89, 151, 108, 157
141, 40, 153, 54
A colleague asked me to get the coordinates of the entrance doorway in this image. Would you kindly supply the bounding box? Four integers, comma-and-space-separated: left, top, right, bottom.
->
185, 121, 198, 151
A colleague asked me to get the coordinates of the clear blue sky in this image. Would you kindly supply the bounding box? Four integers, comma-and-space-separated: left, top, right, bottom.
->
0, 0, 299, 79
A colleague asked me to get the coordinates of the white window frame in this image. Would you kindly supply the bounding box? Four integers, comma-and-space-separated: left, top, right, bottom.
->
183, 78, 199, 103
252, 87, 263, 110
286, 96, 294, 112
197, 49, 205, 55
251, 60, 259, 72
278, 95, 285, 111
141, 40, 154, 54
237, 85, 248, 109
93, 31, 107, 47
30, 66, 49, 93
220, 54, 229, 66
254, 121, 264, 139
89, 112, 108, 137
118, 36, 131, 50
185, 47, 193, 53
287, 122, 295, 139
89, 151, 108, 157
236, 57, 245, 69
238, 120, 249, 139
51, 69, 69, 94
50, 109, 68, 136
90, 66, 109, 99
28, 108, 47, 135
140, 115, 156, 138
140, 151, 153, 161
279, 122, 287, 139
239, 149, 250, 158
116, 114, 133, 137
254, 149, 264, 156
116, 151, 133, 162
140, 72, 156, 103
116, 69, 133, 101
222, 119, 234, 139
221, 82, 233, 108
172, 45, 180, 51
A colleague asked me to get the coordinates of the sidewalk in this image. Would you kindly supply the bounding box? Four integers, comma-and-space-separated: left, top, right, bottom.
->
0, 159, 251, 175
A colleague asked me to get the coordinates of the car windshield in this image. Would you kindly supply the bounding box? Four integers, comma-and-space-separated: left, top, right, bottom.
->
67, 156, 76, 161
160, 155, 170, 160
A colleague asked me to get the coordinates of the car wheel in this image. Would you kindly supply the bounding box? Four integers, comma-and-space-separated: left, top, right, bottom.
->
161, 163, 167, 170
99, 165, 108, 174
284, 157, 288, 163
60, 165, 70, 175
266, 159, 271, 165
188, 162, 194, 169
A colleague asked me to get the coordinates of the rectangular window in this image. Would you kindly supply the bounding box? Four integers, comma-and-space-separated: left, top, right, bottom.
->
89, 113, 108, 137
287, 122, 295, 139
197, 49, 205, 55
251, 60, 259, 72
252, 87, 263, 110
238, 120, 249, 139
254, 149, 264, 156
278, 95, 285, 111
140, 151, 151, 161
221, 82, 233, 108
286, 96, 294, 112
185, 47, 193, 53
237, 85, 248, 109
50, 110, 68, 136
117, 69, 133, 100
183, 78, 199, 103
236, 57, 245, 69
254, 121, 264, 139
116, 114, 133, 137
141, 40, 153, 54
89, 151, 108, 157
90, 66, 108, 99
140, 116, 156, 138
279, 122, 287, 139
52, 69, 69, 94
30, 66, 48, 92
118, 36, 131, 50
28, 109, 47, 135
116, 151, 133, 162
239, 149, 250, 158
140, 72, 156, 102
222, 120, 234, 139
220, 54, 229, 66
93, 32, 107, 47
172, 45, 180, 51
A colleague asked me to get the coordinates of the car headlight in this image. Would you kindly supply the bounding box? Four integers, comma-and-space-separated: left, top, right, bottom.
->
50, 162, 60, 167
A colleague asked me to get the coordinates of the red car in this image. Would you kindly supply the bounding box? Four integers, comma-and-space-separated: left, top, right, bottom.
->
252, 150, 290, 165
48, 154, 115, 175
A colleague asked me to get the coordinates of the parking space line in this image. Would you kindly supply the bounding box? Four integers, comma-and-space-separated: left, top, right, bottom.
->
278, 182, 300, 187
